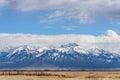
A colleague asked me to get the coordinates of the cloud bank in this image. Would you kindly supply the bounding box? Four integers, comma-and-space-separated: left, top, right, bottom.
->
0, 0, 120, 23
0, 30, 120, 53
3, 0, 120, 24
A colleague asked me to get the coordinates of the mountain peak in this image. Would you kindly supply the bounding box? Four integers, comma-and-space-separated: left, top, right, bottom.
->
60, 43, 79, 48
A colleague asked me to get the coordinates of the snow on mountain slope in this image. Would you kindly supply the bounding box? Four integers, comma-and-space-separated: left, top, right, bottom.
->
0, 43, 119, 69
0, 43, 118, 59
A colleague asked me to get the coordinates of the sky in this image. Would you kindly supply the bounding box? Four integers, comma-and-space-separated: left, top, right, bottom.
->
0, 0, 120, 35
0, 0, 120, 53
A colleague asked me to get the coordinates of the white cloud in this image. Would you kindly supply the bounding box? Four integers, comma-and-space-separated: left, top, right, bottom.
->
9, 0, 120, 24
48, 10, 64, 19
40, 10, 65, 23
0, 0, 15, 5
0, 30, 120, 53
0, 0, 7, 4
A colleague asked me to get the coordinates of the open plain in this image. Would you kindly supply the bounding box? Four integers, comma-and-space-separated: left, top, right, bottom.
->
0, 71, 120, 80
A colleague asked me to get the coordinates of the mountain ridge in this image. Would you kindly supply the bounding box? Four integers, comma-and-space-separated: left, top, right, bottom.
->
0, 43, 119, 70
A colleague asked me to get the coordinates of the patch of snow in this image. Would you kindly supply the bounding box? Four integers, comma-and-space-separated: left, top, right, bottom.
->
74, 46, 88, 54
57, 47, 70, 53
89, 48, 102, 56
52, 53, 59, 57
37, 47, 49, 53
36, 53, 43, 58
110, 55, 114, 58
107, 60, 112, 62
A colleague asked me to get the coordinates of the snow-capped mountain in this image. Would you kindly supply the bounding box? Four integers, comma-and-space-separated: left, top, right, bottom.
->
0, 43, 120, 70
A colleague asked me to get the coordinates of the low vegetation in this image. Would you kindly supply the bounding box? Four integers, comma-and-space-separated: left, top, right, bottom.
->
0, 71, 120, 80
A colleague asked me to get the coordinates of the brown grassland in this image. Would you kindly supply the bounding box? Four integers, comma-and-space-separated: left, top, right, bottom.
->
0, 71, 120, 80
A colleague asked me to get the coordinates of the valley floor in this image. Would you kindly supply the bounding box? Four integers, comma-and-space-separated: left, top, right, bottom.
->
0, 71, 120, 80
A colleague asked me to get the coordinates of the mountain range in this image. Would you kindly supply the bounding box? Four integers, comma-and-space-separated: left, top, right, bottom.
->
0, 43, 120, 70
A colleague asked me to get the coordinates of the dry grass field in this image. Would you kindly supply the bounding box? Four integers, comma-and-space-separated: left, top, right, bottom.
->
0, 71, 120, 80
